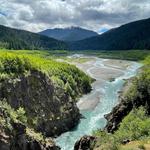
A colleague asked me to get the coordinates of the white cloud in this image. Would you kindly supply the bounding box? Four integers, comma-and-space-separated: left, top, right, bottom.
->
0, 0, 150, 33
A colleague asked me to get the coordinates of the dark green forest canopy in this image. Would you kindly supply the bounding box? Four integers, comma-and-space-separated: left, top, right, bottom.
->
69, 18, 150, 50
0, 25, 68, 50
1, 18, 150, 51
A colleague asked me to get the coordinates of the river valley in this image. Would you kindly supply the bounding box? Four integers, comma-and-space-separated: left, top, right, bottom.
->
56, 55, 142, 150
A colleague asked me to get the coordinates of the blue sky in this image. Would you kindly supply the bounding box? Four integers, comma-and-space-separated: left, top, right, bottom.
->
99, 28, 109, 34
0, 12, 6, 16
0, 0, 150, 33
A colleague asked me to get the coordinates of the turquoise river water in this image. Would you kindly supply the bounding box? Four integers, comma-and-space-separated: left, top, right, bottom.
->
55, 56, 142, 150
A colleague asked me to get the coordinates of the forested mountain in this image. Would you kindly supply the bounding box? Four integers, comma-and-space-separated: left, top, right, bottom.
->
0, 25, 68, 50
1, 18, 150, 51
70, 18, 150, 50
39, 27, 98, 41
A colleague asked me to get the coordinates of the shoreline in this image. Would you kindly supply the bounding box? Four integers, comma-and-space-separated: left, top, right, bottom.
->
73, 57, 134, 110
74, 60, 143, 150
104, 77, 135, 133
56, 55, 141, 150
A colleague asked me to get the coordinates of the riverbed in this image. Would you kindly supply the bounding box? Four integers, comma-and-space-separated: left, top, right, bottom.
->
55, 55, 142, 150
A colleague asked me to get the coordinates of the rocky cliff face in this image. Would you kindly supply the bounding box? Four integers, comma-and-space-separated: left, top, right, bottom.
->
10, 123, 60, 150
0, 69, 80, 137
0, 104, 60, 150
104, 79, 134, 133
74, 136, 96, 150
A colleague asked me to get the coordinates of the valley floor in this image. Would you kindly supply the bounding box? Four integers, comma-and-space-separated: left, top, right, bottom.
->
68, 56, 134, 110
56, 54, 141, 150
0, 49, 149, 150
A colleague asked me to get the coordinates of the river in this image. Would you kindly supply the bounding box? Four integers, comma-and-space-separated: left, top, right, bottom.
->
55, 55, 142, 150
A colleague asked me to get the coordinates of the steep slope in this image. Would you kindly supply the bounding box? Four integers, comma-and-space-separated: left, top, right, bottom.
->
39, 27, 98, 41
70, 18, 150, 50
0, 25, 68, 50
0, 101, 60, 150
0, 51, 92, 137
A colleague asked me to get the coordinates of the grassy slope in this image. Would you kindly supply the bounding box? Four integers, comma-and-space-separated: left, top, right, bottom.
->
94, 108, 150, 150
0, 50, 92, 99
0, 49, 93, 147
119, 56, 150, 150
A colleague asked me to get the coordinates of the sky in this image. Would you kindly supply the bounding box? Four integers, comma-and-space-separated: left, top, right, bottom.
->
0, 0, 150, 33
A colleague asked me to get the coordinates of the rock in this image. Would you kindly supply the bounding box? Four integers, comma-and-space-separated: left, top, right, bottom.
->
0, 103, 60, 150
12, 123, 26, 135
0, 70, 80, 137
104, 100, 133, 133
0, 128, 10, 150
122, 139, 130, 145
104, 78, 135, 133
108, 77, 115, 82
74, 136, 96, 150
10, 123, 60, 150
10, 135, 60, 150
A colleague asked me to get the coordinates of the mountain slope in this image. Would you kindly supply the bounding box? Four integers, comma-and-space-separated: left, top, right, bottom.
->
70, 18, 150, 50
39, 27, 98, 41
0, 25, 68, 50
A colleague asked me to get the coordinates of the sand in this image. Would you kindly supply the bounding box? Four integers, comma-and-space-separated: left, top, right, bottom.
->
73, 57, 134, 110
57, 55, 134, 110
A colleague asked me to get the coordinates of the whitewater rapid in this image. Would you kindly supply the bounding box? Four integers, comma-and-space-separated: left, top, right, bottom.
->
55, 55, 142, 150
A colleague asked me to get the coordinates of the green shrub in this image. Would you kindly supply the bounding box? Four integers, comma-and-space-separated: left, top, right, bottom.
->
0, 100, 27, 131
0, 51, 92, 99
16, 107, 27, 124
93, 130, 119, 150
114, 107, 150, 143
138, 144, 145, 150
93, 107, 150, 150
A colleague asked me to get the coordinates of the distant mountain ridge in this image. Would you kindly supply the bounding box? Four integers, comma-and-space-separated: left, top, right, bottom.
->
0, 25, 68, 50
39, 27, 98, 41
1, 18, 150, 51
69, 18, 150, 50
